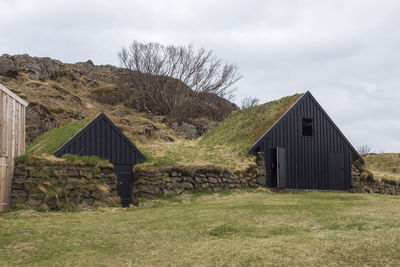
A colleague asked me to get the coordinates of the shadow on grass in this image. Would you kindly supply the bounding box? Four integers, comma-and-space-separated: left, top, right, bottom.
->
208, 224, 238, 237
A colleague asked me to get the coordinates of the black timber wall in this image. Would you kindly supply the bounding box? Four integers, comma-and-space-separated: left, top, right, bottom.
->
254, 93, 355, 190
55, 113, 145, 166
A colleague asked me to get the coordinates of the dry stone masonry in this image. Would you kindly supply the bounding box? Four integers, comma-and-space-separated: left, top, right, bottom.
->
351, 160, 400, 195
132, 153, 266, 198
10, 153, 400, 211
11, 157, 118, 211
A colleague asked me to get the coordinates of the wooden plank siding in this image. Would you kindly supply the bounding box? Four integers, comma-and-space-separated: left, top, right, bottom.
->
0, 84, 28, 213
249, 92, 363, 190
54, 113, 145, 166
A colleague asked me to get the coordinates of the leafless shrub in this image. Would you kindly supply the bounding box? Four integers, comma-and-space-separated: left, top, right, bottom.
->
241, 96, 260, 109
358, 144, 372, 154
118, 41, 242, 116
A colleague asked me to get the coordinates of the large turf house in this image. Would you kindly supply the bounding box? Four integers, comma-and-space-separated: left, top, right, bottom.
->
248, 91, 364, 190
54, 113, 145, 206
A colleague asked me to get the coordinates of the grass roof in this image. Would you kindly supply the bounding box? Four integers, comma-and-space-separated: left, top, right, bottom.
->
27, 117, 93, 156
24, 93, 303, 169
363, 153, 400, 182
364, 153, 400, 174
139, 93, 303, 169
199, 93, 303, 155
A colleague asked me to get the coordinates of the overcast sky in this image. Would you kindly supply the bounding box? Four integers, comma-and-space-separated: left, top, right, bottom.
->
1, 0, 399, 152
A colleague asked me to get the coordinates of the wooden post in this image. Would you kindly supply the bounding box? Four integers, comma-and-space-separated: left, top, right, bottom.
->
6, 99, 15, 205
0, 94, 8, 213
0, 92, 2, 155
0, 156, 8, 212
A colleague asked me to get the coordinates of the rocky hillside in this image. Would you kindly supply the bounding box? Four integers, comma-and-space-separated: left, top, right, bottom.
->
0, 54, 239, 145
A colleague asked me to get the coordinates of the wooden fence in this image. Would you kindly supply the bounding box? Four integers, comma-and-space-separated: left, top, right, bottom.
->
0, 83, 28, 212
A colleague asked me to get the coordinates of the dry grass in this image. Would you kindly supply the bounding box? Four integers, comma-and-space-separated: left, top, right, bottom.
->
1, 191, 400, 266
21, 116, 254, 170
7, 73, 301, 170
26, 118, 93, 155
363, 153, 400, 182
200, 93, 303, 156
5, 73, 175, 145
137, 93, 303, 169
139, 139, 255, 170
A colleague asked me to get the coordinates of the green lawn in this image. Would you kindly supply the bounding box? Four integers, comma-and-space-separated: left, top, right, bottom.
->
1, 190, 400, 266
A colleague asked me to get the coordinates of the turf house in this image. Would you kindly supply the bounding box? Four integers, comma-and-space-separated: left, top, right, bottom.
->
54, 113, 145, 207
248, 91, 364, 190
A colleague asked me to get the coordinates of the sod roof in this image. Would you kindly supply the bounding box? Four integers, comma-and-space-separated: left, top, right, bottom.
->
364, 153, 400, 174
27, 117, 94, 156
25, 93, 303, 169
199, 93, 303, 155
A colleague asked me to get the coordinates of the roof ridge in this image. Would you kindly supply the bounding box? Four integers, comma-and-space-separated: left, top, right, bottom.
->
248, 92, 307, 152
0, 83, 29, 107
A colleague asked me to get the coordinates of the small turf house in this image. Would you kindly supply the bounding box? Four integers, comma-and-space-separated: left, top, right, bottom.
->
54, 113, 145, 206
249, 91, 364, 190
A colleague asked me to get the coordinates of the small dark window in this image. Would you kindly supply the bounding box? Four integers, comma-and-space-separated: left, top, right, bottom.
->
302, 118, 313, 136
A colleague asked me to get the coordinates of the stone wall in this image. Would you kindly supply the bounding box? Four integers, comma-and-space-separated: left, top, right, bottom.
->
351, 160, 400, 195
132, 153, 266, 198
11, 157, 119, 211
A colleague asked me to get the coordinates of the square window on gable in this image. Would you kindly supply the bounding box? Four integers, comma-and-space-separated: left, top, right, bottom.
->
302, 118, 313, 136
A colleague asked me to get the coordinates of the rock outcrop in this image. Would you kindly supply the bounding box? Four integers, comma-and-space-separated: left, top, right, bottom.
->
25, 103, 59, 143
0, 54, 18, 78
0, 54, 120, 82
0, 53, 239, 144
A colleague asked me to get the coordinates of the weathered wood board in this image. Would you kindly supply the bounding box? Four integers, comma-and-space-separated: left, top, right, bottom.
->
0, 84, 28, 212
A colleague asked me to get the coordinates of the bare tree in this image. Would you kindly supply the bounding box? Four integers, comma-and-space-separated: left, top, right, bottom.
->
118, 41, 242, 115
357, 144, 372, 154
241, 96, 260, 109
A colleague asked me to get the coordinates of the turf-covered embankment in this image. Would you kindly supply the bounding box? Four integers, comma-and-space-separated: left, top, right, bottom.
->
363, 153, 400, 182
26, 117, 93, 156
351, 153, 400, 195
139, 93, 303, 169
199, 93, 303, 156
20, 93, 302, 171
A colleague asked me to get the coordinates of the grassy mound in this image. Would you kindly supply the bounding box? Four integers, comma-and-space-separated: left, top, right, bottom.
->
26, 117, 93, 156
23, 93, 303, 169
140, 93, 303, 169
19, 117, 111, 165
363, 153, 400, 182
364, 153, 400, 174
199, 93, 303, 155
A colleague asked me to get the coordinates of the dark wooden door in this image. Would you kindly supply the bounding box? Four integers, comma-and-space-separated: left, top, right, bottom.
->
277, 147, 288, 188
114, 164, 133, 207
270, 148, 278, 187
328, 153, 345, 190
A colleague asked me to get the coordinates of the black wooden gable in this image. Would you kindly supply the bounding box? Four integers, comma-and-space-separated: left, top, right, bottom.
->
54, 113, 145, 165
249, 91, 364, 163
247, 91, 364, 190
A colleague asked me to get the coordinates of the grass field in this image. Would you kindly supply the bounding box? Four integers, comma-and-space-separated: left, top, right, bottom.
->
1, 190, 400, 266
